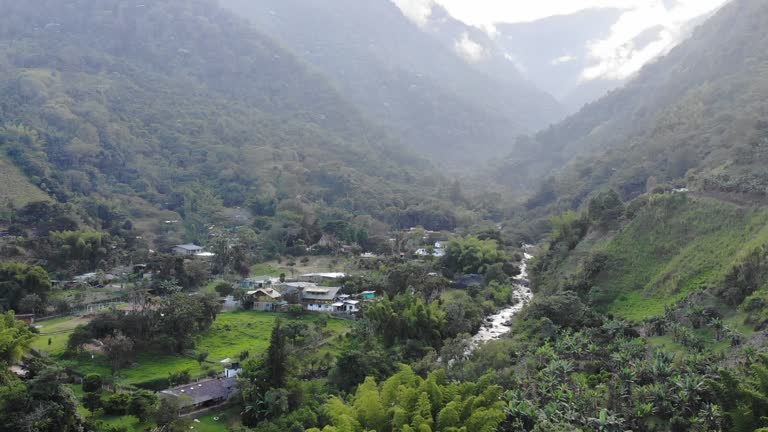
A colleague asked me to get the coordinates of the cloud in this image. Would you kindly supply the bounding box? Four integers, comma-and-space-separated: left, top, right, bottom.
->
580, 0, 730, 81
391, 0, 435, 26
454, 32, 488, 63
551, 55, 576, 66
392, 0, 731, 81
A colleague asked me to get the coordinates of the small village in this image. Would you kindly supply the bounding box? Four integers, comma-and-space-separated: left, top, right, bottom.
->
0, 219, 521, 430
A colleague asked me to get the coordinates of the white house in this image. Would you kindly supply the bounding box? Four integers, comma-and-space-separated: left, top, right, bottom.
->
173, 244, 205, 256
301, 286, 342, 312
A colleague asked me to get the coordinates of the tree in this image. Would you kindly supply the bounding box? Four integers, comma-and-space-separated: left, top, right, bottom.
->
129, 390, 158, 422
266, 318, 288, 389
442, 237, 506, 276
83, 391, 102, 412
196, 351, 209, 366
587, 190, 624, 230
156, 397, 181, 427
284, 322, 308, 346
353, 378, 388, 432
103, 333, 134, 373
0, 263, 52, 312
214, 281, 234, 297
0, 311, 34, 365
82, 374, 102, 393
18, 293, 44, 314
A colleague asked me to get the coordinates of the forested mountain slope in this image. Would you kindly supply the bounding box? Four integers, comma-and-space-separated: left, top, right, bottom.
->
220, 0, 564, 167
0, 0, 472, 245
496, 0, 768, 209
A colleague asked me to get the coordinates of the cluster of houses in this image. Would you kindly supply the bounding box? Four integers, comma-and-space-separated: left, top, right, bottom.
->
239, 273, 376, 315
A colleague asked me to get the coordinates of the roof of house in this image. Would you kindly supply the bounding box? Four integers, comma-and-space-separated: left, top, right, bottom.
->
281, 282, 319, 289
302, 286, 341, 301
247, 288, 282, 299
301, 272, 346, 279
160, 378, 237, 407
247, 276, 280, 283
175, 244, 204, 251
360, 291, 376, 295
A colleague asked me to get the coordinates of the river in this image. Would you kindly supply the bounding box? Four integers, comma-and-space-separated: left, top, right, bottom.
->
471, 246, 534, 344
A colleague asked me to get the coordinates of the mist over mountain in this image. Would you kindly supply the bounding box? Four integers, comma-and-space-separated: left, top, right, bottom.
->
501, 0, 768, 211
494, 8, 627, 111
220, 0, 564, 167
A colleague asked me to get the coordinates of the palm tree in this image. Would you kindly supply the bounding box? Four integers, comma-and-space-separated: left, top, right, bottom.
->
709, 317, 725, 341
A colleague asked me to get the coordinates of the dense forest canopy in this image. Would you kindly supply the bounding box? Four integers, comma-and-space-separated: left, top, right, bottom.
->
5, 0, 768, 431
0, 0, 500, 248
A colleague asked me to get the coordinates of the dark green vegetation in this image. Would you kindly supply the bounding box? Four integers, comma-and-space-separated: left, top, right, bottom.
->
4, 0, 768, 431
220, 0, 563, 168
0, 0, 499, 255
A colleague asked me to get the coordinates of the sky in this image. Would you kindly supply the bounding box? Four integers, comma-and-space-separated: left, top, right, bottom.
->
392, 0, 731, 81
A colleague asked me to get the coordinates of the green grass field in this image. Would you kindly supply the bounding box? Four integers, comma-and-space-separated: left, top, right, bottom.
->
31, 315, 94, 355
0, 158, 50, 208
583, 194, 768, 321
44, 311, 350, 387
192, 407, 242, 431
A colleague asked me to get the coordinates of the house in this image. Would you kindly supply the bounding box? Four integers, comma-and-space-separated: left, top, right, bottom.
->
172, 244, 204, 256
332, 299, 360, 314
359, 291, 376, 300
301, 286, 342, 312
299, 272, 347, 283
14, 314, 35, 324
278, 281, 318, 296
223, 362, 242, 378
247, 288, 284, 311
159, 377, 237, 412
240, 276, 280, 290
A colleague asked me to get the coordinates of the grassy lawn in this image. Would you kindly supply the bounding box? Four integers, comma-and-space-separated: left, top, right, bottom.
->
31, 315, 94, 355
256, 256, 349, 278
60, 311, 350, 387
192, 406, 242, 432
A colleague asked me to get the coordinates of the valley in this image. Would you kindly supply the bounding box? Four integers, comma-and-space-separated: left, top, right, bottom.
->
1, 0, 768, 431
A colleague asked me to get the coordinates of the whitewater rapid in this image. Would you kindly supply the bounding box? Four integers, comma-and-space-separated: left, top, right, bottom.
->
471, 246, 534, 344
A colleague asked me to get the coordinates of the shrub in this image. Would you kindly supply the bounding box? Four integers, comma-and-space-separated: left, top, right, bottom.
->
82, 373, 103, 393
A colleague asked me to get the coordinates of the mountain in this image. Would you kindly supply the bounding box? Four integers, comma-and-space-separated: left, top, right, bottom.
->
219, 0, 564, 168
516, 0, 768, 332
494, 8, 626, 111
495, 0, 768, 210
0, 0, 476, 247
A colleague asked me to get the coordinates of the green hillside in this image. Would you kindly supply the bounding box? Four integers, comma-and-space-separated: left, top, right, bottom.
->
0, 0, 484, 248
537, 193, 768, 321
0, 157, 49, 208
496, 0, 768, 206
